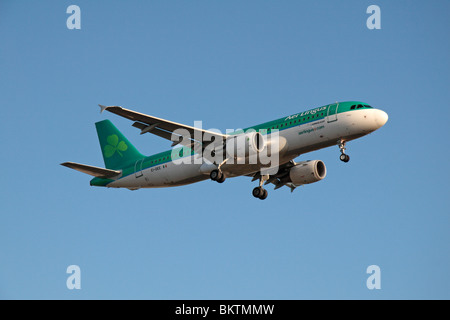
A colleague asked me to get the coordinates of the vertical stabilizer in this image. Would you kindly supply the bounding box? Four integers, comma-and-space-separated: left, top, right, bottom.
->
95, 120, 144, 170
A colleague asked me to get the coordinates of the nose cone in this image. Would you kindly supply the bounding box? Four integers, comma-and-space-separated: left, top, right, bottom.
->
375, 109, 389, 128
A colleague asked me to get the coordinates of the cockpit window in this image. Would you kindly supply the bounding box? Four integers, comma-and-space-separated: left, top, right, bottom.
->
364, 105, 373, 108
350, 105, 356, 110
357, 104, 364, 109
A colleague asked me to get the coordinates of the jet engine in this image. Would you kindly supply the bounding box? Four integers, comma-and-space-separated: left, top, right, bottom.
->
226, 131, 265, 159
289, 160, 327, 185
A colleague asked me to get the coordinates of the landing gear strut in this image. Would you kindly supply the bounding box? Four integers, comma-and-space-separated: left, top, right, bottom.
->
210, 169, 226, 183
252, 174, 269, 200
338, 139, 350, 163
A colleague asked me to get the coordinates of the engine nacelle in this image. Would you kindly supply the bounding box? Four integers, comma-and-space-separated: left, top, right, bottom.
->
226, 131, 265, 159
289, 160, 327, 185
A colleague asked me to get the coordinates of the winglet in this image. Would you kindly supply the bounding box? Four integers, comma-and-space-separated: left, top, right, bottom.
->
99, 104, 109, 113
98, 104, 120, 113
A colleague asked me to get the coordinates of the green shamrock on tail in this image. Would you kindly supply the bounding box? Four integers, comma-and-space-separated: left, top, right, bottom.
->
104, 134, 128, 158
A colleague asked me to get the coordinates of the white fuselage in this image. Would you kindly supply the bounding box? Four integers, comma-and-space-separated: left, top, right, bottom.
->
107, 108, 388, 189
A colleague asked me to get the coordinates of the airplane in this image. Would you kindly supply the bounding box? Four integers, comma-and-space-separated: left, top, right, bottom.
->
61, 101, 388, 199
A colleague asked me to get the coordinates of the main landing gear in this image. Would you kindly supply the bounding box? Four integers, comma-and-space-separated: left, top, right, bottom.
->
252, 186, 268, 200
211, 168, 268, 200
210, 169, 226, 183
338, 139, 350, 163
210, 158, 229, 184
252, 174, 269, 200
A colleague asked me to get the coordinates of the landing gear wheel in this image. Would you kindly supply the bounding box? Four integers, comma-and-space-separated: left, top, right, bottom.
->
259, 189, 268, 200
210, 169, 226, 183
252, 187, 263, 198
339, 154, 350, 162
252, 187, 268, 200
217, 173, 226, 183
210, 169, 219, 181
340, 154, 350, 163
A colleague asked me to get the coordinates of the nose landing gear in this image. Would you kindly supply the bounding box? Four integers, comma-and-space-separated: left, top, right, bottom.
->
338, 139, 350, 163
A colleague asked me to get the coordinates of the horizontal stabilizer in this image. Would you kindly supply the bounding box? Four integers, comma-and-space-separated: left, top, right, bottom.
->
61, 162, 121, 178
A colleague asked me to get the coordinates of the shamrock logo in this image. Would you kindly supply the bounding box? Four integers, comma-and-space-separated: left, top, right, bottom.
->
104, 134, 128, 158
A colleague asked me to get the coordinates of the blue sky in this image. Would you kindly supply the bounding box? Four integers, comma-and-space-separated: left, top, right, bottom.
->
0, 0, 449, 299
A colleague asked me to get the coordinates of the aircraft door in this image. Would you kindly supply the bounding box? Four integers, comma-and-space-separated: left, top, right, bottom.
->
327, 103, 339, 123
135, 159, 144, 178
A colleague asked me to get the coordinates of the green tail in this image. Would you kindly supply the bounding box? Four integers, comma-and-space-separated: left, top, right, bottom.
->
95, 120, 144, 170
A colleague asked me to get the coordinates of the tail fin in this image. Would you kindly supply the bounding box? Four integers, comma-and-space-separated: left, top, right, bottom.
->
96, 120, 144, 170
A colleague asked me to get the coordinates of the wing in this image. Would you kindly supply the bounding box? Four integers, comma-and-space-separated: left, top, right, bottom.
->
247, 160, 299, 192
99, 105, 228, 151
